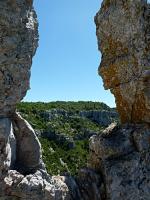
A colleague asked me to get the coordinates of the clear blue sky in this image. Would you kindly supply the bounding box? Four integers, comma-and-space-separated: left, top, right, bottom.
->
24, 0, 116, 107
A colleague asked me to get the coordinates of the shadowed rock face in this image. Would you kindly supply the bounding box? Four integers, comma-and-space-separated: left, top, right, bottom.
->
0, 1, 71, 199
95, 0, 150, 124
0, 0, 38, 115
89, 123, 150, 200
0, 0, 40, 176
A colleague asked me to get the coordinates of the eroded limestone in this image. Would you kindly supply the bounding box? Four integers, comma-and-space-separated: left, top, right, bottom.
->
95, 0, 150, 123
0, 1, 70, 199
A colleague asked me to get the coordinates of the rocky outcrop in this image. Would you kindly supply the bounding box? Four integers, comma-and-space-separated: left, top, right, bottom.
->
40, 109, 118, 127
0, 0, 38, 115
42, 130, 75, 150
79, 110, 118, 126
0, 1, 70, 199
89, 123, 150, 200
89, 0, 150, 199
95, 0, 150, 124
40, 109, 119, 127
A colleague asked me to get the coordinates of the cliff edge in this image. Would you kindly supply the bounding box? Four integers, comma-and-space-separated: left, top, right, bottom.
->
88, 0, 150, 199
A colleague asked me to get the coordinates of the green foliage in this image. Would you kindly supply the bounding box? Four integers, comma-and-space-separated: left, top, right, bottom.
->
17, 101, 115, 176
46, 116, 103, 138
17, 101, 112, 114
40, 138, 89, 176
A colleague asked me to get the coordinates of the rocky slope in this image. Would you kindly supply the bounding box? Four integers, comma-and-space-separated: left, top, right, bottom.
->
79, 110, 118, 126
17, 101, 118, 175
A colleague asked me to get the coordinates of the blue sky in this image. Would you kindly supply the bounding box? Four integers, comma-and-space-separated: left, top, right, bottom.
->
24, 0, 115, 107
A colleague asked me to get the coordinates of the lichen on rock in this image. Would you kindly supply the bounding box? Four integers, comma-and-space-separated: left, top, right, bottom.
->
95, 0, 150, 124
88, 1, 150, 199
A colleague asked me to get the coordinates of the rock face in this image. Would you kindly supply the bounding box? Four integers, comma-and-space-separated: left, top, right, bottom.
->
0, 0, 38, 115
89, 123, 150, 200
95, 0, 150, 124
89, 0, 150, 200
0, 1, 70, 199
40, 109, 118, 127
79, 110, 118, 126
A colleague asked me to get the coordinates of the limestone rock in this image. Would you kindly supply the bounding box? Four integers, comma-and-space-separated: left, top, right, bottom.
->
0, 0, 38, 115
2, 170, 70, 200
13, 112, 44, 174
79, 110, 118, 126
89, 124, 150, 200
88, 1, 150, 199
0, 1, 71, 199
95, 0, 150, 123
76, 168, 103, 200
0, 118, 16, 175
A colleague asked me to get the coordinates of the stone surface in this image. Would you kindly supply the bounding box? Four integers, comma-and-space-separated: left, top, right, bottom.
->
88, 2, 150, 198
76, 168, 103, 200
0, 0, 38, 115
95, 0, 150, 123
2, 170, 70, 200
89, 123, 150, 200
13, 112, 44, 174
40, 109, 118, 127
0, 1, 71, 199
79, 110, 118, 126
1, 0, 150, 200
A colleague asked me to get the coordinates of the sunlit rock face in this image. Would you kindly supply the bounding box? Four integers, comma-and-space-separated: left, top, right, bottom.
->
89, 1, 150, 200
95, 0, 150, 124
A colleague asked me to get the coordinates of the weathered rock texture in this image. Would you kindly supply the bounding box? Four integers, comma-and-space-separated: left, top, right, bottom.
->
1, 0, 150, 200
0, 0, 38, 115
0, 1, 70, 199
79, 110, 118, 126
88, 0, 150, 200
89, 123, 150, 200
95, 0, 150, 124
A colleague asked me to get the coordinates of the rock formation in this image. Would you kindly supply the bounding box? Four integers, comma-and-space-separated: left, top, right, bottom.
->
79, 110, 118, 126
87, 0, 150, 199
88, 123, 150, 200
0, 1, 70, 199
1, 0, 150, 200
95, 0, 150, 124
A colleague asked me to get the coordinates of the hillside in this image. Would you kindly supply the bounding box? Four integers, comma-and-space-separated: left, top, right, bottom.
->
17, 101, 118, 176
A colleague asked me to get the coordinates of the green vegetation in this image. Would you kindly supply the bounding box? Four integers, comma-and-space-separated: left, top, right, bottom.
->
17, 101, 112, 114
17, 101, 116, 176
40, 138, 89, 176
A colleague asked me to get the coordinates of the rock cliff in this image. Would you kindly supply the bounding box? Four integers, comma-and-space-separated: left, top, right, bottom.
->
95, 0, 150, 124
0, 1, 70, 199
88, 0, 150, 199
